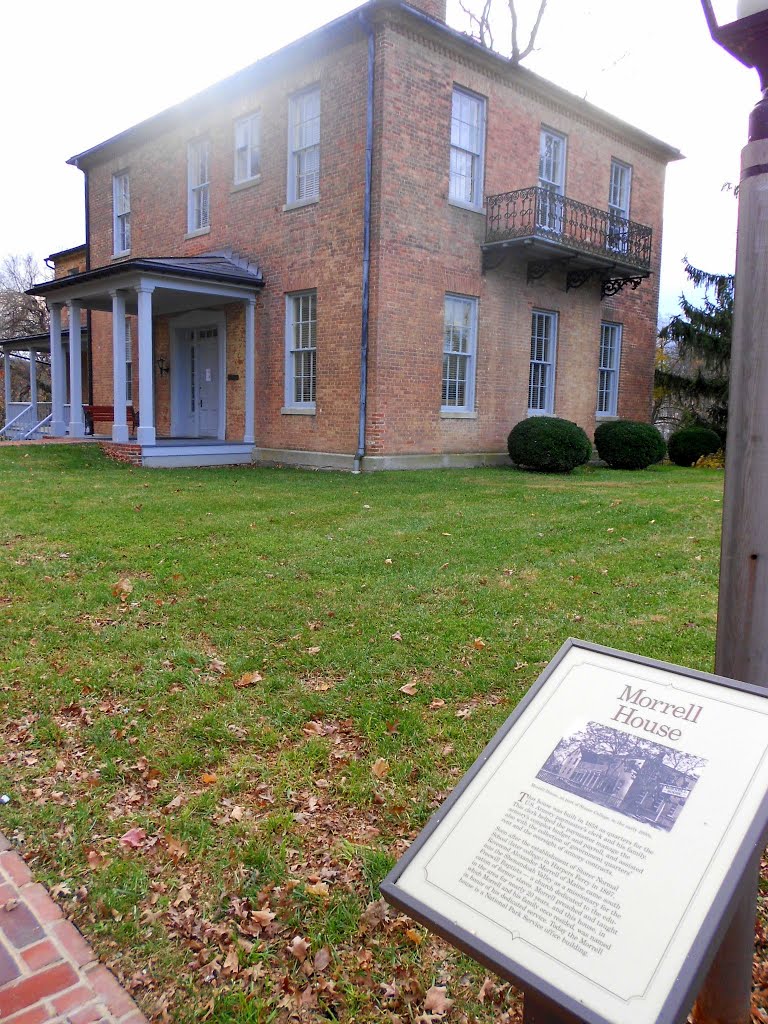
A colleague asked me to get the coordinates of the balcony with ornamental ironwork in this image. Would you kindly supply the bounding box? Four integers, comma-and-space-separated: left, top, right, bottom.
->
483, 187, 653, 298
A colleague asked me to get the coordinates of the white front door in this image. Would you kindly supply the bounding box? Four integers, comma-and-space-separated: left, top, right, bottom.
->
192, 330, 219, 437
173, 325, 222, 438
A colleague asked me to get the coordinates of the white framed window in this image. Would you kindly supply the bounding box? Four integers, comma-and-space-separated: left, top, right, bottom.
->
187, 138, 210, 232
449, 87, 485, 208
234, 113, 261, 184
442, 294, 478, 411
288, 88, 320, 204
538, 127, 567, 232
597, 321, 622, 416
608, 159, 632, 252
125, 319, 133, 405
285, 292, 317, 408
112, 173, 131, 255
529, 310, 558, 415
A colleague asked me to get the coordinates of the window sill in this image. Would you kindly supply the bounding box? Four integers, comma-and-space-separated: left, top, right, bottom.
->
527, 409, 553, 417
283, 197, 319, 212
440, 410, 478, 419
231, 175, 262, 194
111, 252, 131, 261
281, 405, 316, 415
184, 227, 211, 240
596, 412, 619, 420
448, 198, 486, 215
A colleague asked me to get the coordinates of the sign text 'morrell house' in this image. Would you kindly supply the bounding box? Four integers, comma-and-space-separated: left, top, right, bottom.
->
610, 685, 703, 741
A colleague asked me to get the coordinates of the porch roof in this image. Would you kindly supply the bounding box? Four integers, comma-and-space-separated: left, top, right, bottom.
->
0, 327, 86, 353
27, 252, 264, 316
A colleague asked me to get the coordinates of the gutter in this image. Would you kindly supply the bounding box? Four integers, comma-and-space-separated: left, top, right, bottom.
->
353, 12, 376, 474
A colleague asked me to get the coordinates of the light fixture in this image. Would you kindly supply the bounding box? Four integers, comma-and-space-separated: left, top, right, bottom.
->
155, 356, 170, 377
700, 0, 768, 137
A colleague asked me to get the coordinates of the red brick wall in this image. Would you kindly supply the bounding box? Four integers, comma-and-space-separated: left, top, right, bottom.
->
81, 5, 670, 459
365, 13, 668, 455
86, 25, 368, 450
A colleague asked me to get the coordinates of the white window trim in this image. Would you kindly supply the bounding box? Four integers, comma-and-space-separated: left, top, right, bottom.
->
441, 293, 478, 413
539, 127, 567, 194
234, 112, 261, 185
449, 86, 486, 211
287, 87, 321, 205
609, 158, 632, 219
284, 291, 317, 412
187, 138, 210, 234
528, 309, 558, 416
597, 321, 622, 417
112, 172, 131, 257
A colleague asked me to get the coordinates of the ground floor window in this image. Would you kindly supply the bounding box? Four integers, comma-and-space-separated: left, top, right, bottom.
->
285, 291, 317, 408
442, 294, 477, 411
597, 321, 622, 416
529, 310, 557, 414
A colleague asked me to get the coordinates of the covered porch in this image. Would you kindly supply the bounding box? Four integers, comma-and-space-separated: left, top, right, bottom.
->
0, 332, 74, 441
26, 252, 263, 463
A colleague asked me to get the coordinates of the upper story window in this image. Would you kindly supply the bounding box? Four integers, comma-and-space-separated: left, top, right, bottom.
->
608, 158, 632, 252
538, 127, 567, 232
234, 113, 261, 184
449, 87, 485, 209
112, 173, 131, 255
442, 294, 478, 411
529, 310, 558, 415
597, 321, 622, 417
285, 291, 317, 409
288, 88, 320, 204
188, 138, 210, 233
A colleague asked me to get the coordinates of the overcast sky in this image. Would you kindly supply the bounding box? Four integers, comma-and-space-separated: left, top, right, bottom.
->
1, 0, 754, 320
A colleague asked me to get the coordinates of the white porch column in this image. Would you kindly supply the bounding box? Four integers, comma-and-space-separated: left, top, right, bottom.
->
135, 283, 156, 446
3, 351, 11, 425
244, 296, 256, 444
110, 290, 129, 443
49, 303, 67, 436
67, 300, 85, 437
29, 349, 38, 420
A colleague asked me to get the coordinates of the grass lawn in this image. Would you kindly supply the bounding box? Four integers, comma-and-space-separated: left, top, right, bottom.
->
0, 444, 727, 1022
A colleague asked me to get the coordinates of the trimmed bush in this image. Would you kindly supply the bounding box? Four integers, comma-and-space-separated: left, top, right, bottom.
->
507, 416, 592, 474
594, 419, 666, 470
668, 426, 722, 467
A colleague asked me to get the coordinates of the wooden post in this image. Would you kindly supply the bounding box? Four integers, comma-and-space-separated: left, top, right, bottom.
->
690, 136, 768, 1024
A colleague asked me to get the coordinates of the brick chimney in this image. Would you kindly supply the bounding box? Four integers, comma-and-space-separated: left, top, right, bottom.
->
407, 0, 447, 21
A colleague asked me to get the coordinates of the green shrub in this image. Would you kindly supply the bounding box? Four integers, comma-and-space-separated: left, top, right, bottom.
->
668, 426, 722, 467
594, 420, 666, 470
507, 416, 592, 474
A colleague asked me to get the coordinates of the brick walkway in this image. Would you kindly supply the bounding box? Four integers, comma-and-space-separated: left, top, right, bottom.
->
0, 834, 148, 1024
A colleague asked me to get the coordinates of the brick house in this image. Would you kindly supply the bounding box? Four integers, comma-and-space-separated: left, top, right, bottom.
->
13, 0, 680, 468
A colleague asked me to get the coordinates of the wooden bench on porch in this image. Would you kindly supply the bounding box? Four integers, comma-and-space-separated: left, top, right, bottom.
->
83, 405, 139, 436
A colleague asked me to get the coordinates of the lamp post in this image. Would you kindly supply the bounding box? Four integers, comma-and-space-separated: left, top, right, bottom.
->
697, 3, 768, 1022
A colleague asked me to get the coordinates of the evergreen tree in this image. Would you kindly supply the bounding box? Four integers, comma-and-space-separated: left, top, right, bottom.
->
655, 261, 733, 438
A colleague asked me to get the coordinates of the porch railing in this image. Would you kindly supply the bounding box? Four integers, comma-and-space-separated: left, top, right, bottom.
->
485, 187, 653, 271
1, 402, 57, 441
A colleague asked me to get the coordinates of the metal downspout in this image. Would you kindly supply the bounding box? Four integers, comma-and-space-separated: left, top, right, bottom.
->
353, 14, 375, 474
84, 168, 94, 405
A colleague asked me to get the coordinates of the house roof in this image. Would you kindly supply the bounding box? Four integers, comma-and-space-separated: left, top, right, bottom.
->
66, 0, 682, 172
46, 244, 87, 263
27, 253, 265, 299
0, 328, 84, 352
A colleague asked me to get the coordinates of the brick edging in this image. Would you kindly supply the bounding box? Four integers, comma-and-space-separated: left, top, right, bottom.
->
0, 832, 148, 1023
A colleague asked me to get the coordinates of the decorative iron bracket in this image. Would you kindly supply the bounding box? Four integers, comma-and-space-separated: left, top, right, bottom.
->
481, 248, 508, 272
527, 260, 551, 283
601, 275, 645, 299
566, 268, 602, 291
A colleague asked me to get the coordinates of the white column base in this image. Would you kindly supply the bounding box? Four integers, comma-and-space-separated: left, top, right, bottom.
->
50, 420, 68, 437
68, 421, 86, 438
137, 425, 156, 446
112, 423, 130, 444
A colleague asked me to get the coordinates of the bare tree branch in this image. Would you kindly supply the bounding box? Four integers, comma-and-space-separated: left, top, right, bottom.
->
511, 0, 548, 63
458, 0, 549, 65
0, 254, 50, 340
459, 0, 494, 49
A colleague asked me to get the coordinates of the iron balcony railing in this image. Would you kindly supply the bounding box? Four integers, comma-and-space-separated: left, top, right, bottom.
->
485, 187, 653, 271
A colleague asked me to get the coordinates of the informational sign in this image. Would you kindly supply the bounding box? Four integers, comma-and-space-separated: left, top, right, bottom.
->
381, 639, 768, 1024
